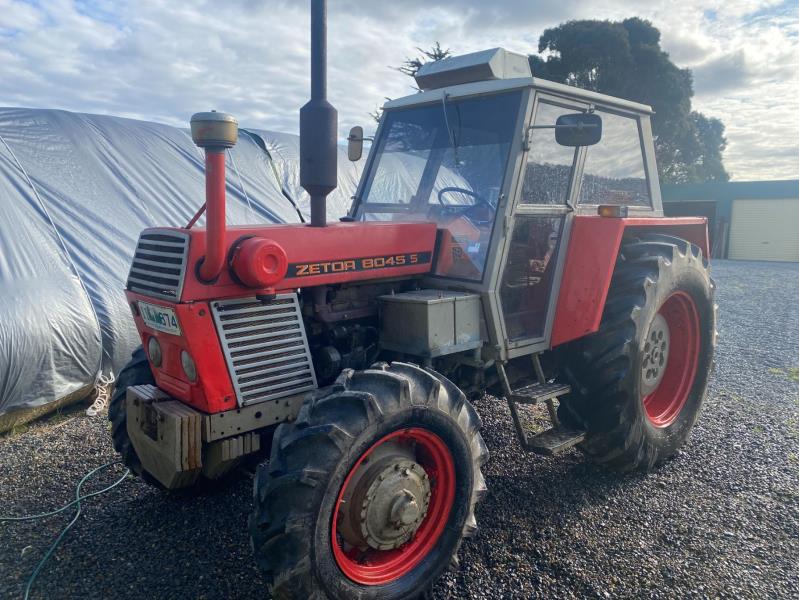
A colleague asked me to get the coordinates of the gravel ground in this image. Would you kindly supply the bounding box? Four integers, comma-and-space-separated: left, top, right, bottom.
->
1, 259, 797, 599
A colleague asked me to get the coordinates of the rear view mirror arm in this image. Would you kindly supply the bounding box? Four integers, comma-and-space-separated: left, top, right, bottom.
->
523, 122, 600, 150
528, 123, 600, 130
347, 133, 374, 142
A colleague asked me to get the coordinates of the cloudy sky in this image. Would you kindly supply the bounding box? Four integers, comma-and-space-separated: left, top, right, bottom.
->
1, 0, 797, 180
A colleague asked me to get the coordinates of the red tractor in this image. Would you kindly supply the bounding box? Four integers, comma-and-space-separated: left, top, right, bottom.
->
110, 2, 716, 598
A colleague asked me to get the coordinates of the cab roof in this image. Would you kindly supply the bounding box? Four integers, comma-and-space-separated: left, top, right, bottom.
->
384, 47, 654, 116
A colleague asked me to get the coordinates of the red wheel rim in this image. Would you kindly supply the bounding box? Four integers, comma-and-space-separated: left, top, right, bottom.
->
642, 291, 700, 427
331, 428, 455, 585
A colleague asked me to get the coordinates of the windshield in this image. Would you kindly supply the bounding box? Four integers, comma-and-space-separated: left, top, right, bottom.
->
356, 91, 523, 281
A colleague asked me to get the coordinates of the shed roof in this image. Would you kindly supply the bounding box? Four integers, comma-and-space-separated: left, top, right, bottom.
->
662, 180, 799, 202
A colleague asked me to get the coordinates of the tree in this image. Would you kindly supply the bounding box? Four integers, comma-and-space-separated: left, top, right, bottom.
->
531, 18, 729, 183
371, 43, 452, 122
396, 42, 452, 81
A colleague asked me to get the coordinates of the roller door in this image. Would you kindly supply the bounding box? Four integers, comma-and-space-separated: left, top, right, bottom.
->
728, 199, 799, 262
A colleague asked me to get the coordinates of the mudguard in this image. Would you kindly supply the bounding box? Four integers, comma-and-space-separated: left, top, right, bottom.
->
550, 215, 709, 347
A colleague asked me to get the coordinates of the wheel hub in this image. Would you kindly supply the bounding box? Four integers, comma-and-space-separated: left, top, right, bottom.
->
641, 313, 670, 396
337, 443, 431, 551
360, 460, 430, 550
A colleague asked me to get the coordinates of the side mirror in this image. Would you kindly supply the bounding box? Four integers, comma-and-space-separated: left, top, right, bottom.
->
555, 113, 602, 147
348, 126, 364, 162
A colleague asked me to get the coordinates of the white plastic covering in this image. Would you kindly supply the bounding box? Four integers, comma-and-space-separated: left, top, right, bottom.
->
248, 129, 363, 220
0, 108, 358, 416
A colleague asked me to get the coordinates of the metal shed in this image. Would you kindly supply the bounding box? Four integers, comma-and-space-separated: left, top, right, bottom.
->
661, 180, 799, 262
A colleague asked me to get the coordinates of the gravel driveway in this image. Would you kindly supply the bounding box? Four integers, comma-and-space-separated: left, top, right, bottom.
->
1, 259, 797, 599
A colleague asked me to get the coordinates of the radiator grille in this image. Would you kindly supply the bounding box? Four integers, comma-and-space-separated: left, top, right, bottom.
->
127, 230, 189, 301
211, 294, 317, 406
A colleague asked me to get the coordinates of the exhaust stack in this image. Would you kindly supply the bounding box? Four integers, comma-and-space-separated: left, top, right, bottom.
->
300, 0, 338, 227
190, 111, 238, 282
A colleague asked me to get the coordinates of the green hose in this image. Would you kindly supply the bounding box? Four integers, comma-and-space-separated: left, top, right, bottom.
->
0, 461, 130, 600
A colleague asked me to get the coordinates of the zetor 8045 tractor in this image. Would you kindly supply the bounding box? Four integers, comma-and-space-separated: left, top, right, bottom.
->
111, 3, 716, 598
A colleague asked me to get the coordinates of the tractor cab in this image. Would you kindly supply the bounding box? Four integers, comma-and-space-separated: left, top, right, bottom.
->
352, 47, 664, 356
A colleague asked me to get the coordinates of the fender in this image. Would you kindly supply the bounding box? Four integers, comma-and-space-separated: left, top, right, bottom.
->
551, 215, 709, 347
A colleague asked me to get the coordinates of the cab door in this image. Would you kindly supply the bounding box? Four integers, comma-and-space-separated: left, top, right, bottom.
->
496, 94, 588, 355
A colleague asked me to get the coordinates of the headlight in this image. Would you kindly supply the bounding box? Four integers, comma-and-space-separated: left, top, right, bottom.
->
181, 350, 197, 382
147, 337, 162, 367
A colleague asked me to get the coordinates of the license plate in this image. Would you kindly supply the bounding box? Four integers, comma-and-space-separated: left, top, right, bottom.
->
139, 301, 182, 336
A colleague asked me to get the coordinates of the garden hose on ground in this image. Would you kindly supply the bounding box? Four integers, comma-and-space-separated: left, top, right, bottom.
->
0, 461, 130, 600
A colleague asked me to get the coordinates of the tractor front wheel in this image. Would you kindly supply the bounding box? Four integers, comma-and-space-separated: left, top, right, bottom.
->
559, 233, 716, 471
249, 362, 488, 600
108, 346, 153, 478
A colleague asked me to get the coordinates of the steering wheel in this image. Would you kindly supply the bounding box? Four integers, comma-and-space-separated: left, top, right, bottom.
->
437, 186, 493, 226
437, 186, 482, 206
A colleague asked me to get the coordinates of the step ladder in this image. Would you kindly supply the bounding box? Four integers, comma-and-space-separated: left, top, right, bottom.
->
498, 355, 586, 456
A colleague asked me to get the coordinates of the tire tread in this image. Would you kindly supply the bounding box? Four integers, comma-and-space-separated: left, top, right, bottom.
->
250, 362, 487, 599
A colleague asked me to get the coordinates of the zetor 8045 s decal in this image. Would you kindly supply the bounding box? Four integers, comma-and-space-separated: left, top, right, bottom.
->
112, 2, 716, 598
287, 252, 432, 278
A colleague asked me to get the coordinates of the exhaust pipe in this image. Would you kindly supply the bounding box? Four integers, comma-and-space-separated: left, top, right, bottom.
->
300, 0, 338, 227
190, 111, 238, 282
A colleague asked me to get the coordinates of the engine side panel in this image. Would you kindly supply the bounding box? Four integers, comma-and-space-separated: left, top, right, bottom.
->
550, 215, 708, 347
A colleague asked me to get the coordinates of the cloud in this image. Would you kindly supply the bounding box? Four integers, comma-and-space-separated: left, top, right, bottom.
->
663, 35, 713, 65
693, 51, 749, 95
0, 0, 797, 180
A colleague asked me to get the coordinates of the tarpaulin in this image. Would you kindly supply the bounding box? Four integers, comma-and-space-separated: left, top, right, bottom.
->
0, 108, 358, 415
248, 129, 364, 220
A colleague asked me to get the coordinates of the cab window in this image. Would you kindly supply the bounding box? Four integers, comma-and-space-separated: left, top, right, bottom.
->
356, 91, 523, 281
579, 110, 650, 207
521, 102, 578, 205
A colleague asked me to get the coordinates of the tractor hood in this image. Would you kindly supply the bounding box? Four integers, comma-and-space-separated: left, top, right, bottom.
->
126, 221, 437, 303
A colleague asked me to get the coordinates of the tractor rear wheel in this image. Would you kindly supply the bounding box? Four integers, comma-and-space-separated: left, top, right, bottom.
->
559, 233, 716, 471
249, 362, 488, 600
108, 346, 153, 478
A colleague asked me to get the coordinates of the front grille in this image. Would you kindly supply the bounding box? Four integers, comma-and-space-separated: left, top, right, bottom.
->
211, 294, 317, 406
127, 230, 189, 301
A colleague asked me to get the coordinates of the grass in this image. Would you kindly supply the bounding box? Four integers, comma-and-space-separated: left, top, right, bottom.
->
767, 367, 799, 383
785, 415, 799, 443
0, 404, 84, 440
2, 423, 30, 439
